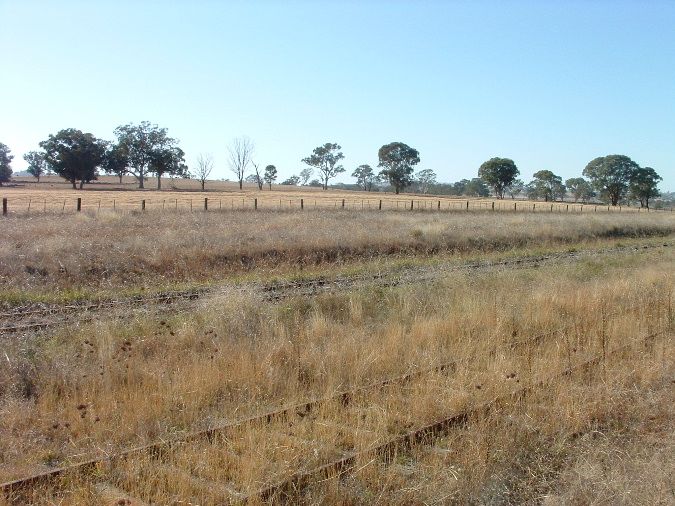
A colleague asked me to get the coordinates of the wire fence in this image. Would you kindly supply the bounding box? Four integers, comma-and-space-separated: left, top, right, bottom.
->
1, 195, 672, 216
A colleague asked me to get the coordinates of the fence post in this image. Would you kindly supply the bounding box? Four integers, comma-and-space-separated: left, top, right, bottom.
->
379, 199, 382, 210
514, 202, 517, 211
410, 200, 414, 210
551, 203, 553, 212
254, 198, 258, 210
204, 198, 208, 211
141, 199, 146, 211
437, 200, 440, 210
301, 198, 304, 210
2, 198, 7, 216
342, 199, 345, 209
566, 204, 569, 212
77, 198, 82, 212
532, 203, 535, 212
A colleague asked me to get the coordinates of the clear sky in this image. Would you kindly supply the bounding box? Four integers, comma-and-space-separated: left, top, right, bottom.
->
1, 0, 674, 190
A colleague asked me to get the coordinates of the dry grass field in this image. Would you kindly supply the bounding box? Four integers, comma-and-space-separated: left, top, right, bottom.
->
2, 175, 663, 214
0, 195, 673, 504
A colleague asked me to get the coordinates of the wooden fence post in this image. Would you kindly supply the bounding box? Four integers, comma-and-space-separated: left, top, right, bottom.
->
77, 198, 82, 212
141, 199, 146, 211
410, 200, 414, 210
301, 198, 304, 210
379, 199, 382, 210
514, 202, 517, 211
204, 198, 208, 211
566, 204, 569, 212
2, 198, 7, 216
437, 200, 440, 210
254, 198, 258, 210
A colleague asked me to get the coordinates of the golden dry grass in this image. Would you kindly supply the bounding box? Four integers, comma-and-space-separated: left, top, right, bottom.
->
0, 245, 672, 504
2, 176, 658, 214
1, 210, 673, 297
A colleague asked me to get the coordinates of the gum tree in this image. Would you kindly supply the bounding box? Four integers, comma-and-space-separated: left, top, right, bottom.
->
629, 166, 661, 208
40, 129, 106, 189
0, 142, 13, 186
114, 121, 179, 189
378, 142, 420, 194
302, 143, 345, 190
478, 157, 519, 199
24, 151, 46, 182
583, 154, 639, 206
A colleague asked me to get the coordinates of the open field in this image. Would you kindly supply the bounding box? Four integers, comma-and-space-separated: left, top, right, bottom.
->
1, 205, 674, 504
1, 210, 674, 300
3, 177, 670, 215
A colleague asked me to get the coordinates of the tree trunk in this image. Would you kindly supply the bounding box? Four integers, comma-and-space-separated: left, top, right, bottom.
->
157, 174, 161, 190
138, 174, 144, 189
239, 179, 243, 190
119, 174, 123, 184
72, 180, 77, 190
201, 180, 205, 191
268, 182, 272, 191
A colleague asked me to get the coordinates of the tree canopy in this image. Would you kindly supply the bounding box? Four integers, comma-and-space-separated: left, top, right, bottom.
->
149, 145, 187, 189
40, 129, 106, 189
264, 165, 277, 190
477, 157, 519, 199
302, 143, 345, 190
415, 169, 437, 194
113, 121, 178, 189
582, 154, 639, 206
102, 143, 129, 183
23, 151, 46, 182
526, 170, 566, 202
629, 166, 661, 208
565, 177, 595, 203
378, 142, 420, 194
0, 143, 14, 186
352, 164, 376, 191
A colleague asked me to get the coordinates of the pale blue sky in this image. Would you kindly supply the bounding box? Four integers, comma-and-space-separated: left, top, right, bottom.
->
1, 0, 674, 189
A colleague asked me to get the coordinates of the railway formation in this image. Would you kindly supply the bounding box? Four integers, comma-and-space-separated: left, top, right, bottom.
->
1, 301, 670, 504
1, 240, 670, 334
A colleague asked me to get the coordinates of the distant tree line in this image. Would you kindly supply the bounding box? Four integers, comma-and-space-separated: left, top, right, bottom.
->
0, 129, 665, 208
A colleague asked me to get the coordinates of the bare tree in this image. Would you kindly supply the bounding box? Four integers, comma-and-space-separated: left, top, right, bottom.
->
251, 161, 264, 190
228, 137, 254, 190
195, 153, 214, 191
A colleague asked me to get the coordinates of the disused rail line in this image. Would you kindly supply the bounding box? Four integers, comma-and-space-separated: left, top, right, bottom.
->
246, 327, 668, 503
0, 305, 660, 502
1, 241, 670, 334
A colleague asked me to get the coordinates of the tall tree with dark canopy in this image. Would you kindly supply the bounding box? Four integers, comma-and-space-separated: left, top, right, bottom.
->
114, 121, 177, 189
148, 144, 187, 189
478, 157, 519, 199
40, 129, 106, 189
352, 164, 376, 191
583, 154, 639, 206
23, 151, 46, 182
0, 142, 13, 186
629, 166, 661, 209
302, 143, 345, 190
102, 143, 129, 183
565, 177, 595, 203
377, 142, 420, 194
264, 165, 277, 190
527, 170, 566, 202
